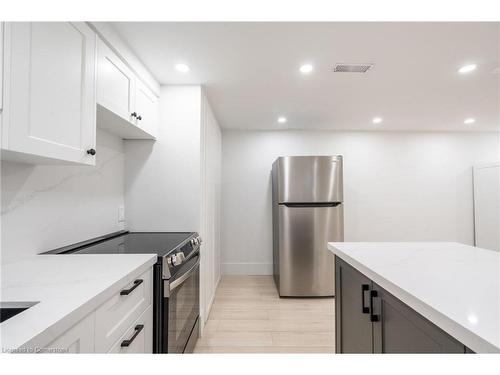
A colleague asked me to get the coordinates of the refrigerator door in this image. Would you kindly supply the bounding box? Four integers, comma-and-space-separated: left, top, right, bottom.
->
278, 203, 343, 296
276, 156, 343, 204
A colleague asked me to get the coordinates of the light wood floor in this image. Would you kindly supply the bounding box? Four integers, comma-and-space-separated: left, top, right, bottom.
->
194, 275, 335, 353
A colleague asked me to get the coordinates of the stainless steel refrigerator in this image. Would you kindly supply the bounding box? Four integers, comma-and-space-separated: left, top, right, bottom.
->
272, 155, 343, 297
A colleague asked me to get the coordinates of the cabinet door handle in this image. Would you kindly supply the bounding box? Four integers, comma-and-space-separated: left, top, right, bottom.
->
120, 324, 144, 347
137, 115, 142, 121
131, 112, 138, 118
86, 148, 96, 156
370, 290, 380, 322
120, 279, 143, 295
361, 284, 370, 314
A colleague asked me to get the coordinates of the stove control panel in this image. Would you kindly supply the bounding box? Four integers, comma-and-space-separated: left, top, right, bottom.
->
170, 252, 185, 266
167, 235, 202, 268
190, 236, 202, 246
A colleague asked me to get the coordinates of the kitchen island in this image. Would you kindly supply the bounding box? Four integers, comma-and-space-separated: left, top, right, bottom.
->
328, 242, 500, 353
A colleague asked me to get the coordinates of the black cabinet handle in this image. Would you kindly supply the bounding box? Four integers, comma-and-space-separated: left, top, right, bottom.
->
370, 290, 380, 322
120, 279, 143, 296
86, 148, 96, 156
137, 115, 142, 121
120, 324, 144, 347
131, 112, 138, 118
361, 284, 370, 314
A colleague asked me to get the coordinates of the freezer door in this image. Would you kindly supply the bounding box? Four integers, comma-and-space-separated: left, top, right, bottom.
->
275, 156, 343, 203
278, 204, 343, 296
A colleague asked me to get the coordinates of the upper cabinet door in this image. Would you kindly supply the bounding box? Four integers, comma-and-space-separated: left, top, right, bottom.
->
96, 38, 136, 123
134, 79, 159, 138
1, 22, 97, 165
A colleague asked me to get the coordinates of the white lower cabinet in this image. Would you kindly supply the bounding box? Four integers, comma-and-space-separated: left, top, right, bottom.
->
43, 268, 153, 354
94, 268, 152, 352
45, 313, 95, 354
108, 306, 152, 354
1, 22, 97, 165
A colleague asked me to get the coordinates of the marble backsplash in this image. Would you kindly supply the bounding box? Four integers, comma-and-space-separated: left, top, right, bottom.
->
1, 129, 125, 263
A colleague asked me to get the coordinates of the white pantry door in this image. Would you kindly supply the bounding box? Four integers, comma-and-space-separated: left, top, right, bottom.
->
2, 22, 97, 165
200, 91, 222, 330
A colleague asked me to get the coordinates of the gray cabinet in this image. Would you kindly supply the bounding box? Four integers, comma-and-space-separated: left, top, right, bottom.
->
371, 282, 464, 353
335, 257, 466, 354
335, 257, 373, 353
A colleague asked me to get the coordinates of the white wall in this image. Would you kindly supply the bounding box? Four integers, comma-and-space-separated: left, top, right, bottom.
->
125, 86, 202, 231
1, 129, 125, 263
221, 130, 499, 275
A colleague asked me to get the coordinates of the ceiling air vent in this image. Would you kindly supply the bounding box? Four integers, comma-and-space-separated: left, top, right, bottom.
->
333, 63, 374, 73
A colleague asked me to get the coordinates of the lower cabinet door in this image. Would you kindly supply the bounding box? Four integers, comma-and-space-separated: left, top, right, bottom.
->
94, 268, 152, 352
108, 305, 152, 354
335, 258, 374, 353
45, 313, 95, 353
372, 283, 464, 353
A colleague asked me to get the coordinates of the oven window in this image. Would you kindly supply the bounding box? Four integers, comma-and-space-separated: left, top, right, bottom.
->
166, 256, 200, 353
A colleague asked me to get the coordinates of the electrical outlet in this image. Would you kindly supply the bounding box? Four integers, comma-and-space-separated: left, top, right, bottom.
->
118, 206, 125, 222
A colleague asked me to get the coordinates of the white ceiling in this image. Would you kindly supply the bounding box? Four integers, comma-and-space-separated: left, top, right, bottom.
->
111, 22, 500, 131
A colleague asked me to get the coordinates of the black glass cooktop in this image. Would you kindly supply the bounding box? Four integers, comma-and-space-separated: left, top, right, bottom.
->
46, 231, 194, 257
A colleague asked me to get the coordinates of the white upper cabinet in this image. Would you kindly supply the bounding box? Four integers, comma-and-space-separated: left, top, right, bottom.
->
134, 79, 159, 138
1, 22, 97, 165
96, 37, 157, 140
96, 38, 136, 123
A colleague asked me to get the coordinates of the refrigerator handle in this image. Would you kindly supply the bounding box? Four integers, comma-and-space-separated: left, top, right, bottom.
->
281, 202, 341, 208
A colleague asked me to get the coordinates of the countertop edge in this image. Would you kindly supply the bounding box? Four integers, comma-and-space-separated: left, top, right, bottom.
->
328, 243, 500, 353
5, 254, 157, 351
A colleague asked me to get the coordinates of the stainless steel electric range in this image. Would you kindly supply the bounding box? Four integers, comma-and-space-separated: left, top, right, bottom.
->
44, 230, 201, 354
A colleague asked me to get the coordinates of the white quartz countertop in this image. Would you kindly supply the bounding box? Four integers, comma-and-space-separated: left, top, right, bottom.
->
328, 242, 500, 353
0, 254, 157, 352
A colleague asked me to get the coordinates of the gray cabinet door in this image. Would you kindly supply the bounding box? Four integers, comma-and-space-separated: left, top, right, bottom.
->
372, 283, 465, 353
335, 258, 373, 353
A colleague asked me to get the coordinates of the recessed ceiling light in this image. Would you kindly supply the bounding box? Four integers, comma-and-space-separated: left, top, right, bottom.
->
458, 64, 477, 74
174, 63, 190, 73
372, 117, 383, 124
464, 118, 476, 125
277, 116, 287, 124
299, 64, 314, 74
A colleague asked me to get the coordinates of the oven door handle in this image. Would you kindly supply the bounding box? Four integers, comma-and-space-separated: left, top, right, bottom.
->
169, 257, 200, 293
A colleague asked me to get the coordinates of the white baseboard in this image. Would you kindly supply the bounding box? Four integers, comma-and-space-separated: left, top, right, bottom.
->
222, 262, 273, 275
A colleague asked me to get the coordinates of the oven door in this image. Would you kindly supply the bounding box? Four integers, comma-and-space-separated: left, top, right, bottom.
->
163, 253, 200, 353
